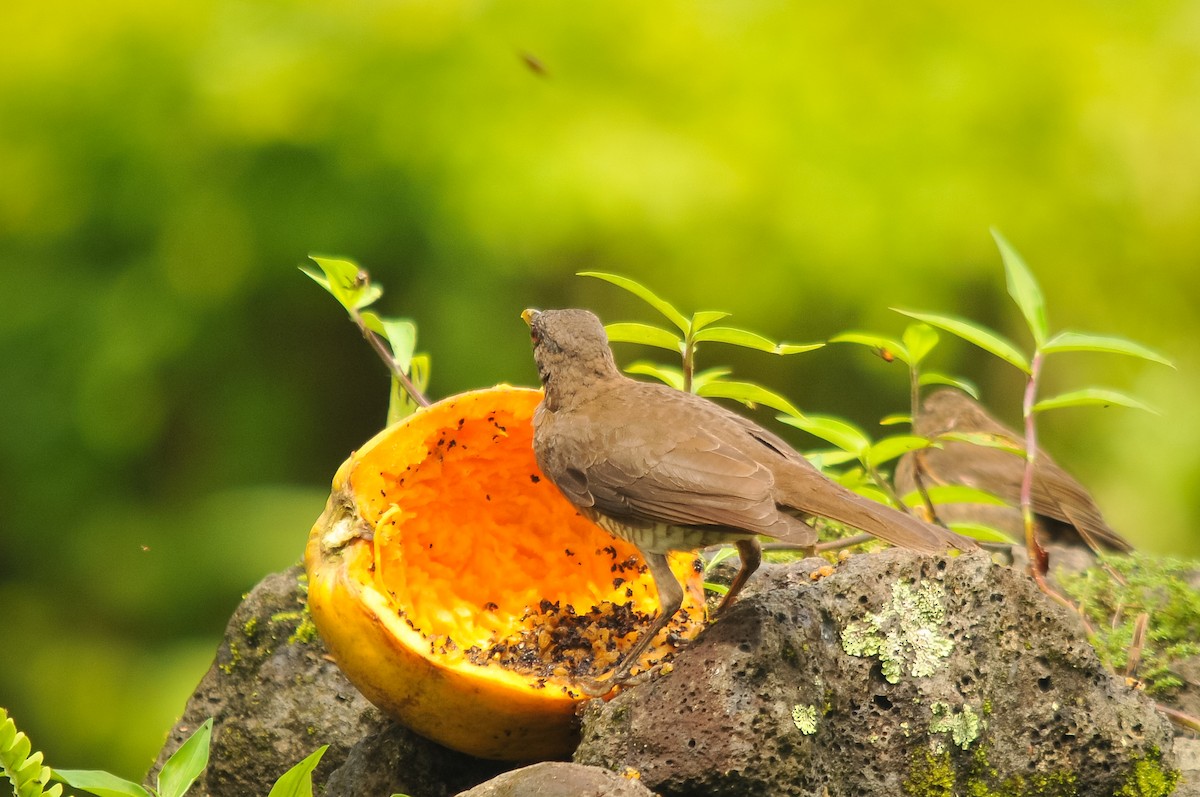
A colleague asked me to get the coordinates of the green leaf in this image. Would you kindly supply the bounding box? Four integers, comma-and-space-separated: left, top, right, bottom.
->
865, 435, 932, 468
625, 361, 685, 390
697, 380, 803, 416
265, 746, 329, 797
1033, 388, 1159, 414
693, 325, 823, 355
900, 485, 1009, 507
893, 308, 1031, 373
690, 310, 731, 332
938, 431, 1024, 456
604, 322, 683, 353
53, 769, 152, 797
901, 324, 939, 365
156, 718, 213, 797
690, 366, 733, 392
303, 256, 381, 311
804, 449, 861, 469
947, 522, 1015, 544
919, 372, 980, 398
829, 331, 909, 365
992, 228, 1048, 346
880, 413, 912, 426
380, 319, 418, 374
577, 272, 690, 334
778, 414, 870, 455
1041, 331, 1174, 367
775, 342, 826, 355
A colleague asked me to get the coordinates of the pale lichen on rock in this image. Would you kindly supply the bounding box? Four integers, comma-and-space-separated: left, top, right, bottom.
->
840, 580, 954, 683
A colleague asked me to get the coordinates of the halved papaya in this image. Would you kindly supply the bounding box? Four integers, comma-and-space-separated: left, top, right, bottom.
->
304, 386, 707, 760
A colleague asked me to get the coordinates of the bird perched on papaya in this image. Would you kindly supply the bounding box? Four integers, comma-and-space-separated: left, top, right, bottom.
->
523, 308, 977, 689
894, 387, 1132, 555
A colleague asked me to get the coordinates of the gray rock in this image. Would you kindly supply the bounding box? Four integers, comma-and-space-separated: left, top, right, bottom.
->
575, 550, 1178, 796
325, 723, 504, 797
145, 566, 495, 797
454, 762, 655, 797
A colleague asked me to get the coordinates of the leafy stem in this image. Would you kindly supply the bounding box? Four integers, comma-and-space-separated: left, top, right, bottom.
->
302, 256, 432, 424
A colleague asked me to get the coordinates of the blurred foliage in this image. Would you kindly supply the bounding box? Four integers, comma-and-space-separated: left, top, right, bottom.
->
1060, 554, 1200, 695
2, 0, 1200, 780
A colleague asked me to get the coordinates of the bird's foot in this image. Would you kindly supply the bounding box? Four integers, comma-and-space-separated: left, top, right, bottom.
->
573, 661, 666, 698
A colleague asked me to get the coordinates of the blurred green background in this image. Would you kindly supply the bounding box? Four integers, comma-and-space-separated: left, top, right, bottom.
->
3, 0, 1199, 780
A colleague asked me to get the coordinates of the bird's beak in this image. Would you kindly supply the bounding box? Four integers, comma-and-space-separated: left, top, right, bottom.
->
521, 308, 539, 327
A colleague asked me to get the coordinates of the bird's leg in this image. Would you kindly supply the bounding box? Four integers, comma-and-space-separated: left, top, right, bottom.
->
578, 552, 683, 696
716, 538, 762, 614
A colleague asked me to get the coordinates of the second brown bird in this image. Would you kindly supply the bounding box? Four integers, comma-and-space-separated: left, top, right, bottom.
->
894, 388, 1133, 554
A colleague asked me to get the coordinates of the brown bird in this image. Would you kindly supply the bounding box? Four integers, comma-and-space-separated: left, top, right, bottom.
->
523, 308, 977, 689
894, 388, 1133, 554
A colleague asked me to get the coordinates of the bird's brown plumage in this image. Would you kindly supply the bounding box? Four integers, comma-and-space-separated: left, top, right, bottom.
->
524, 309, 975, 688
894, 388, 1132, 553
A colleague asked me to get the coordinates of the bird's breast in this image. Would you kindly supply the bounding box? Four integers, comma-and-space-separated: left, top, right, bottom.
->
586, 508, 743, 554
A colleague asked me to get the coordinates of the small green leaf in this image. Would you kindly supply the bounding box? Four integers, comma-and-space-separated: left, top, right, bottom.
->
578, 272, 690, 334
604, 322, 683, 353
865, 435, 932, 468
902, 324, 939, 365
156, 718, 213, 797
1033, 388, 1159, 414
625, 361, 685, 390
893, 309, 1031, 373
805, 449, 861, 469
900, 485, 1009, 507
938, 431, 1024, 456
704, 545, 739, 574
992, 228, 1048, 346
880, 414, 912, 426
697, 380, 803, 416
775, 342, 825, 355
54, 769, 152, 797
779, 414, 870, 455
690, 310, 731, 332
947, 522, 1015, 544
693, 326, 822, 355
919, 372, 980, 398
690, 366, 733, 392
1041, 331, 1174, 367
304, 256, 381, 311
266, 746, 329, 797
380, 319, 418, 373
829, 331, 910, 365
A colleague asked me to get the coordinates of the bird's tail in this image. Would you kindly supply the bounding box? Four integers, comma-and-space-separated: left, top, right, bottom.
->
783, 468, 978, 554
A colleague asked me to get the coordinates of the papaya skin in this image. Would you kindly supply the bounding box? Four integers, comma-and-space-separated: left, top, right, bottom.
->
304, 386, 706, 760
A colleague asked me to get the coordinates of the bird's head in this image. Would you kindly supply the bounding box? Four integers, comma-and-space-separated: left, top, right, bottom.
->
522, 308, 621, 406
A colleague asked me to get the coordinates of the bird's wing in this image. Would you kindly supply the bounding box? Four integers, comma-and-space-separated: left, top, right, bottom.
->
917, 441, 1131, 552
580, 423, 785, 533
535, 383, 790, 536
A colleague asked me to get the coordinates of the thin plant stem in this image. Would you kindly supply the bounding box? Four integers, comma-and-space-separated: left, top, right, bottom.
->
349, 306, 430, 409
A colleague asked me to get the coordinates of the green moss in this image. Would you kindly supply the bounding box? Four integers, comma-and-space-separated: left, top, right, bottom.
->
904, 748, 956, 797
219, 641, 242, 675
242, 616, 260, 639
288, 615, 319, 645
905, 742, 1080, 797
1060, 553, 1200, 694
841, 580, 953, 683
1115, 749, 1180, 797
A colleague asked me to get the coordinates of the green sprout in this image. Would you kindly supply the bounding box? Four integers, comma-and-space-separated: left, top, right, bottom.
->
302, 256, 431, 425
579, 271, 822, 414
